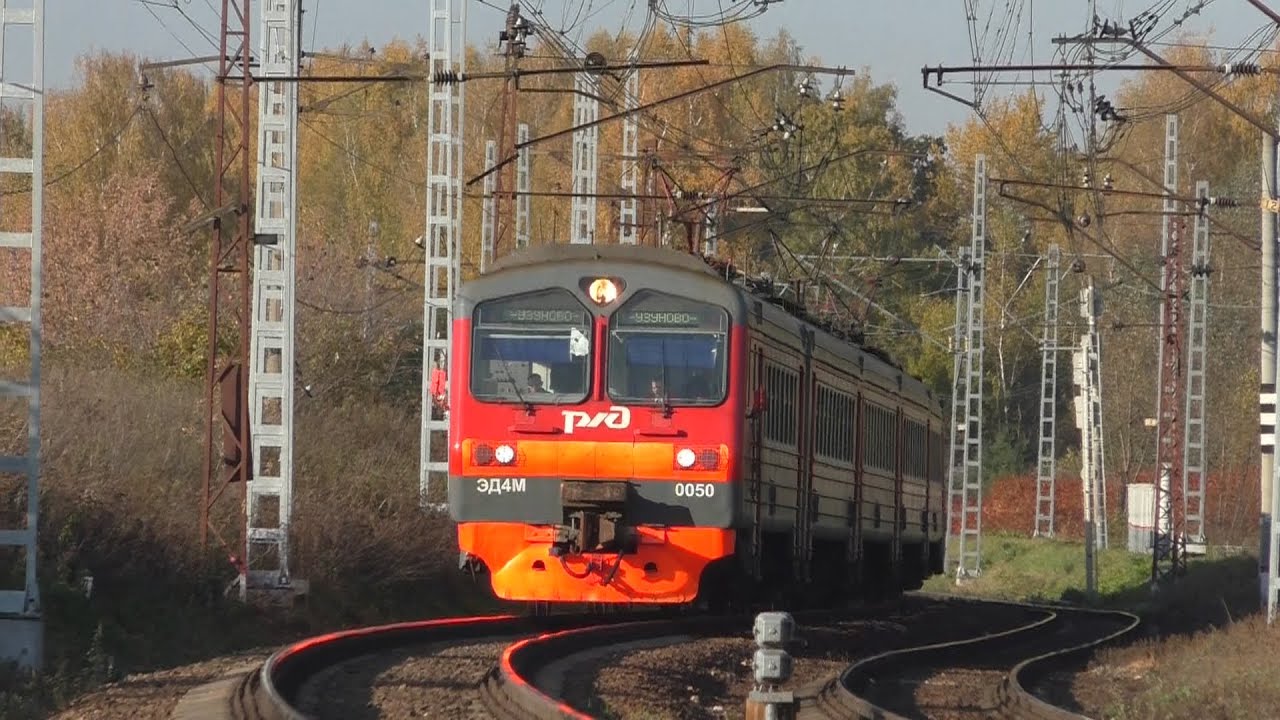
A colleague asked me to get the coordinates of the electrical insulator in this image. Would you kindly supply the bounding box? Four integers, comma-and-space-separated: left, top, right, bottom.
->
1102, 173, 1114, 192
1220, 63, 1261, 76
1081, 169, 1091, 189
829, 89, 845, 112
433, 69, 461, 85
1210, 197, 1239, 208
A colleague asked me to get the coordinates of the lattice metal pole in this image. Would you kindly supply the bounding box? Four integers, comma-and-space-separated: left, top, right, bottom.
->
1152, 114, 1185, 586
245, 0, 301, 599
1093, 307, 1109, 551
570, 71, 599, 244
420, 0, 465, 508
0, 0, 44, 670
618, 62, 640, 245
480, 139, 496, 272
1034, 245, 1061, 537
956, 155, 987, 580
202, 0, 253, 601
515, 123, 530, 250
1182, 180, 1210, 554
945, 248, 971, 578
1076, 279, 1105, 594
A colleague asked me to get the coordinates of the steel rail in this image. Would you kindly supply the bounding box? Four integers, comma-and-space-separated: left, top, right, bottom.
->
247, 613, 608, 720
804, 602, 1140, 720
483, 614, 751, 719
998, 608, 1142, 719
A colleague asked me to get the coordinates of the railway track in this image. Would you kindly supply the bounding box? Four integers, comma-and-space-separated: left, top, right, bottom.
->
803, 601, 1140, 720
175, 597, 1137, 720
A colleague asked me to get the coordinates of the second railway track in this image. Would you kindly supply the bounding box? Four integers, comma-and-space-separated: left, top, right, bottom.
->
210, 596, 1139, 720
806, 601, 1140, 720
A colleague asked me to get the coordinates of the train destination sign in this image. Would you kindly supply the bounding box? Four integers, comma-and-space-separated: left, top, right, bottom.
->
616, 309, 706, 327
481, 306, 586, 325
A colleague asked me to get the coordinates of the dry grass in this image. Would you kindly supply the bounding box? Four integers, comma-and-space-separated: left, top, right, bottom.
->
1089, 616, 1280, 719
1, 364, 497, 718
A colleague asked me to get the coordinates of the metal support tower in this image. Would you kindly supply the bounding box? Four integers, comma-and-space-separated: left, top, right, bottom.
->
1034, 245, 1061, 538
480, 139, 497, 272
945, 248, 971, 577
703, 198, 719, 256
618, 63, 640, 245
515, 123, 530, 250
202, 0, 254, 588
243, 0, 300, 600
1182, 180, 1211, 554
1074, 278, 1106, 596
570, 71, 599, 244
0, 0, 44, 671
1152, 114, 1186, 586
947, 154, 987, 581
420, 0, 465, 508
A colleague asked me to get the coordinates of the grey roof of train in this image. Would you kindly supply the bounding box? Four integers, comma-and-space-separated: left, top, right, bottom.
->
485, 244, 719, 277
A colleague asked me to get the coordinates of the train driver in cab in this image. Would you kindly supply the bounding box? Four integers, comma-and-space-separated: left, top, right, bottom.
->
527, 373, 549, 394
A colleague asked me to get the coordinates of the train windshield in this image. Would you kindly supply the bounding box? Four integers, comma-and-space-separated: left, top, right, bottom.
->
471, 289, 592, 404
607, 290, 728, 407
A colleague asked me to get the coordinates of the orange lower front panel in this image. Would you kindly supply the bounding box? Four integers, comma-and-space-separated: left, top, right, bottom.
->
457, 522, 735, 603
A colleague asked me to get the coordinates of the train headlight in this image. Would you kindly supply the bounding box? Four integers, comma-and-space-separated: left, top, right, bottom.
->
675, 448, 697, 469
494, 444, 516, 465
587, 278, 619, 305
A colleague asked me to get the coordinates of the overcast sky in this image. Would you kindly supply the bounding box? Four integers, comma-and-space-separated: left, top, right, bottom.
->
49, 1, 1271, 136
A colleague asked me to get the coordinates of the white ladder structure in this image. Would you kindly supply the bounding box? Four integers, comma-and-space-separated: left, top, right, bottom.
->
420, 0, 465, 507
570, 72, 599, 244
947, 155, 987, 581
480, 139, 497, 272
516, 123, 531, 250
1183, 181, 1210, 553
246, 0, 301, 599
618, 61, 640, 245
0, 0, 44, 670
1034, 245, 1061, 537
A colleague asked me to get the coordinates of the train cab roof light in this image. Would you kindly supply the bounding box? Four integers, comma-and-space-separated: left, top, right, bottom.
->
587, 278, 620, 305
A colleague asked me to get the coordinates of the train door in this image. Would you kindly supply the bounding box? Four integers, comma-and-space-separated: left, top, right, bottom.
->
793, 327, 816, 584
892, 405, 905, 583
849, 391, 865, 591
746, 342, 766, 581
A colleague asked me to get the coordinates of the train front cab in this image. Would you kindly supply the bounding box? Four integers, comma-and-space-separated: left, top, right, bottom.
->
447, 249, 748, 604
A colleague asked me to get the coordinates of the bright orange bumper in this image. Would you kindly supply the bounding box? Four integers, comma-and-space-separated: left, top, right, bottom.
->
458, 522, 735, 603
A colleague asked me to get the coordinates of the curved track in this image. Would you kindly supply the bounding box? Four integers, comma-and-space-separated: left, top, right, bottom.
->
199, 598, 1138, 720
235, 614, 610, 720
805, 602, 1140, 720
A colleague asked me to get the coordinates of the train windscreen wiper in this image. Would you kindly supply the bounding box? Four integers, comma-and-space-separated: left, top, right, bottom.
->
488, 336, 534, 414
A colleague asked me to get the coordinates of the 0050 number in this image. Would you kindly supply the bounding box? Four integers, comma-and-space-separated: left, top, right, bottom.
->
674, 482, 715, 498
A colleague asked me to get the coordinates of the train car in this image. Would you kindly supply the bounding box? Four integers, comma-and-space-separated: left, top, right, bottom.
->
448, 244, 946, 605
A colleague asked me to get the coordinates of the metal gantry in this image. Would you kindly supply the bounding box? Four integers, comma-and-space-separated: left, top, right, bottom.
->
1152, 114, 1185, 585
947, 154, 987, 581
515, 123, 531, 250
618, 62, 640, 245
1034, 245, 1061, 538
420, 0, 466, 508
1182, 180, 1211, 554
480, 139, 497, 272
0, 0, 44, 671
244, 0, 300, 600
570, 71, 599, 244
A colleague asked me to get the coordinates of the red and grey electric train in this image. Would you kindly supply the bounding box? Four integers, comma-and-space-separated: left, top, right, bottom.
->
448, 244, 946, 605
